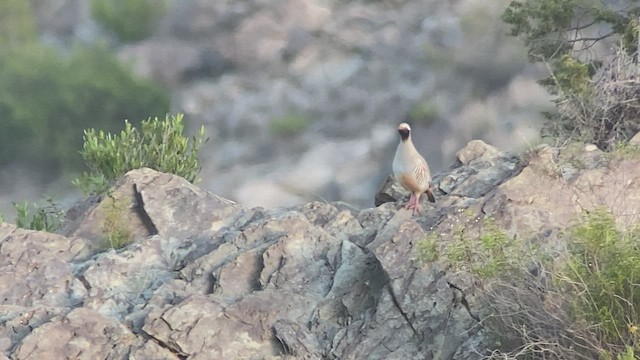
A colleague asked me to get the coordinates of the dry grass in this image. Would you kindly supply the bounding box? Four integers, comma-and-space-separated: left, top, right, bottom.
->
549, 48, 640, 150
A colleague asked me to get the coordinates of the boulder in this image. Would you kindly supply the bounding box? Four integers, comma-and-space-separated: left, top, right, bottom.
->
3, 140, 640, 358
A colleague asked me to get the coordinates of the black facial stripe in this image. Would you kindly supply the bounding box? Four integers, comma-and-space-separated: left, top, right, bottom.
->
399, 128, 410, 140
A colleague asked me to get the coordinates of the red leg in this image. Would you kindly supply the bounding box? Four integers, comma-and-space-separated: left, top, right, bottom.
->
413, 193, 421, 215
405, 193, 415, 210
404, 193, 421, 215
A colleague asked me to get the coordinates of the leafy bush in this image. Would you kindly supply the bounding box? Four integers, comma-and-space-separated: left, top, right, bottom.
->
90, 0, 167, 42
74, 114, 207, 195
482, 209, 640, 359
563, 209, 640, 354
0, 43, 170, 177
418, 216, 521, 278
546, 49, 640, 150
502, 0, 640, 149
0, 0, 37, 47
13, 197, 64, 232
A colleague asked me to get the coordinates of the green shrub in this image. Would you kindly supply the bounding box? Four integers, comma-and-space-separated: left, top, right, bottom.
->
482, 209, 640, 359
420, 216, 520, 278
0, 0, 37, 48
74, 113, 207, 195
13, 197, 64, 232
610, 141, 640, 160
100, 196, 133, 249
90, 0, 167, 42
503, 0, 640, 149
270, 113, 311, 137
563, 209, 640, 354
0, 43, 170, 177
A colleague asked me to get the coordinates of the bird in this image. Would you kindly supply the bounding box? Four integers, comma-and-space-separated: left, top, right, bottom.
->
392, 122, 435, 215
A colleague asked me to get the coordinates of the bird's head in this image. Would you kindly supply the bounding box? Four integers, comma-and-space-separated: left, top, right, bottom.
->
398, 123, 411, 141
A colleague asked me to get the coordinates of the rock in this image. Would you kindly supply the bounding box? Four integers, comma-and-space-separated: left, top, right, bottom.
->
61, 168, 243, 247
438, 140, 523, 198
12, 308, 141, 360
456, 139, 502, 165
118, 40, 233, 86
5, 139, 640, 359
376, 139, 523, 203
0, 224, 91, 309
374, 175, 405, 207
274, 319, 323, 359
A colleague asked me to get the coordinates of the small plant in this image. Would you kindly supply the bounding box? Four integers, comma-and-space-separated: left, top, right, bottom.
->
416, 233, 439, 263
270, 113, 311, 137
442, 217, 519, 278
74, 113, 207, 195
13, 197, 64, 232
100, 195, 132, 249
610, 141, 640, 160
90, 0, 167, 42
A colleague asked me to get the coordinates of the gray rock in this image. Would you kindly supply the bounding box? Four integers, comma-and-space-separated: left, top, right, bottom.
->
456, 139, 502, 165
12, 307, 142, 360
437, 140, 523, 198
5, 142, 637, 359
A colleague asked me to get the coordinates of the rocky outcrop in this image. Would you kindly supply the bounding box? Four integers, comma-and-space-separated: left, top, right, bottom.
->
3, 139, 638, 359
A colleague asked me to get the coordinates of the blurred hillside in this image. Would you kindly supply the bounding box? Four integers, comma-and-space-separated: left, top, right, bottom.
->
0, 0, 551, 216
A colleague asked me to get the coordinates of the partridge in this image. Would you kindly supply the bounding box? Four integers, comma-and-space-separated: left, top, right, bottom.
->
392, 123, 435, 214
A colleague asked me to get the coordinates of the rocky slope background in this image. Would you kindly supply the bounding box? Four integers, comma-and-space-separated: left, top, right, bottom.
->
2, 137, 639, 359
0, 0, 551, 214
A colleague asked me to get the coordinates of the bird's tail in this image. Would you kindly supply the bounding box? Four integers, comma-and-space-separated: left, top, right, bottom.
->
425, 188, 436, 203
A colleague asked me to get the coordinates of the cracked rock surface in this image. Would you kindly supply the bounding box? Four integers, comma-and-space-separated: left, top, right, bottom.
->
3, 139, 637, 359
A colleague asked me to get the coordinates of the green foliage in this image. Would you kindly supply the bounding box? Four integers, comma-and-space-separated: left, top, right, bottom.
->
13, 197, 64, 232
503, 0, 640, 148
270, 113, 311, 137
502, 0, 640, 62
0, 0, 37, 47
416, 233, 439, 263
611, 141, 640, 160
417, 216, 521, 279
100, 196, 132, 249
482, 208, 640, 358
448, 218, 519, 278
546, 54, 593, 97
615, 347, 635, 360
502, 0, 577, 61
562, 209, 640, 353
74, 114, 207, 195
0, 43, 170, 177
409, 101, 440, 125
90, 0, 167, 42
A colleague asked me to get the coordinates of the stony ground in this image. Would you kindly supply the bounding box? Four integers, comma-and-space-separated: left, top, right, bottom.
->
2, 139, 638, 359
